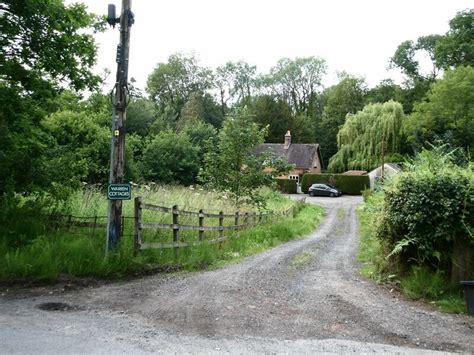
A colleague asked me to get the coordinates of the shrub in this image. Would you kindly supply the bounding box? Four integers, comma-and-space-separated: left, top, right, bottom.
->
301, 173, 369, 195
275, 179, 297, 194
375, 148, 473, 279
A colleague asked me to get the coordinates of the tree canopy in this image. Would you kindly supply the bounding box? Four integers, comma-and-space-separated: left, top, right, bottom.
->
328, 101, 405, 172
404, 66, 474, 154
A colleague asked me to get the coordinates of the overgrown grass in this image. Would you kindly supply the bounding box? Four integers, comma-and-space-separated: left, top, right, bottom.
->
0, 186, 324, 283
357, 197, 467, 314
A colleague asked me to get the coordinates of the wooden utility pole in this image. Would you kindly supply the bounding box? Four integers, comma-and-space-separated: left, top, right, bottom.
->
106, 0, 134, 251
380, 132, 385, 183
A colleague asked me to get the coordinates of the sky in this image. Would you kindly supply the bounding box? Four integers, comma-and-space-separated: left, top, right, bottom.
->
70, 0, 473, 93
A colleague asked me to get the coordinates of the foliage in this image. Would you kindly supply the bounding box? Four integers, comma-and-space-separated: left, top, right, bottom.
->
0, 186, 323, 282
215, 61, 257, 113
377, 148, 473, 270
199, 107, 292, 208
390, 35, 443, 82
264, 56, 327, 114
319, 74, 367, 163
358, 199, 467, 314
301, 173, 370, 195
0, 1, 102, 199
141, 131, 200, 185
435, 9, 474, 69
250, 95, 293, 143
328, 101, 404, 172
42, 110, 110, 184
0, 0, 102, 92
146, 53, 214, 118
126, 98, 158, 136
404, 66, 474, 154
275, 179, 297, 194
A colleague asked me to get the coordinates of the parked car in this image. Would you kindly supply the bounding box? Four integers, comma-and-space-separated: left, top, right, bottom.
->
308, 183, 342, 197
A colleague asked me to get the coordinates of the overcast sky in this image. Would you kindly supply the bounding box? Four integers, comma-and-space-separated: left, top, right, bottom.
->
71, 0, 472, 92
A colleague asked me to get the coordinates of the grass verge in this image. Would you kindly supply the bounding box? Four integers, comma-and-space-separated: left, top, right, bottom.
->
0, 191, 324, 283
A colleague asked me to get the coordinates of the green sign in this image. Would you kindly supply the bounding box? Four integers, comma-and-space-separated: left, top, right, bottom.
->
108, 183, 131, 200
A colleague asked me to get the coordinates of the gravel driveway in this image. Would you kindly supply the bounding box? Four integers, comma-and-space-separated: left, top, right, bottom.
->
1, 195, 472, 354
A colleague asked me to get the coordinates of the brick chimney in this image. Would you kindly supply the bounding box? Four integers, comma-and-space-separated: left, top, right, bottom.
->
284, 130, 291, 149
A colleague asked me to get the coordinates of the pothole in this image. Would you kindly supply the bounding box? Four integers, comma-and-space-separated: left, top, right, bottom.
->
36, 302, 79, 312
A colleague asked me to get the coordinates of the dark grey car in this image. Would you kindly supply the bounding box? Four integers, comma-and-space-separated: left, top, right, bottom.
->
308, 183, 342, 197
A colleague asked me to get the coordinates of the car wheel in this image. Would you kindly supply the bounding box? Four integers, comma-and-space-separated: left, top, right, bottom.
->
309, 191, 314, 197
330, 192, 335, 197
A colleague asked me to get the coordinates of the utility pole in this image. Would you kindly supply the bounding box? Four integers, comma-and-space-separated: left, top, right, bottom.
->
380, 132, 385, 183
106, 0, 134, 251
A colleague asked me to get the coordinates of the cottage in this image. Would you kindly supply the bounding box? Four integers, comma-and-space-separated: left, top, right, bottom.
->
254, 131, 323, 183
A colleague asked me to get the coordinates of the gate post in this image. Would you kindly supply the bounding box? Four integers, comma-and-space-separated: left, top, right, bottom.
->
134, 197, 142, 252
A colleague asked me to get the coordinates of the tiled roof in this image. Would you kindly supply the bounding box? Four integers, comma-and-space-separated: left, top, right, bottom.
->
254, 143, 321, 169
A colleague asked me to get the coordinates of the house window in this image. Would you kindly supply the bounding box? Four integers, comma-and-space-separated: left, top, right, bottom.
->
289, 175, 299, 182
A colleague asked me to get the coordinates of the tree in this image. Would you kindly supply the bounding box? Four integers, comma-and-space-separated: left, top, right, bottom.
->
141, 131, 200, 185
328, 101, 405, 172
264, 56, 327, 115
0, 0, 102, 92
178, 92, 224, 130
366, 79, 405, 105
146, 53, 214, 119
126, 98, 157, 137
319, 74, 366, 164
390, 35, 443, 82
215, 61, 257, 114
404, 66, 474, 154
436, 9, 474, 69
199, 107, 292, 208
0, 0, 102, 198
42, 111, 110, 185
250, 95, 292, 143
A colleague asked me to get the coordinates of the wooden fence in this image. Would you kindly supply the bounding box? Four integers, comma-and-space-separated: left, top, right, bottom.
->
134, 196, 304, 251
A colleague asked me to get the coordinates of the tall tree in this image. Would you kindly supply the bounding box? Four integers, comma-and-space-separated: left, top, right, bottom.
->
328, 101, 404, 172
404, 66, 474, 154
146, 53, 214, 119
215, 61, 257, 114
250, 95, 292, 143
199, 107, 291, 208
0, 0, 102, 197
319, 74, 366, 164
141, 131, 200, 185
390, 35, 443, 82
435, 9, 474, 69
264, 56, 327, 115
0, 0, 102, 92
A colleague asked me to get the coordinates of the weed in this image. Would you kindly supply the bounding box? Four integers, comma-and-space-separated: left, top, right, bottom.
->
290, 251, 314, 269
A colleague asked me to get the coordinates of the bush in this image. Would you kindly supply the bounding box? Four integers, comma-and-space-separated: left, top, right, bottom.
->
301, 173, 369, 195
379, 154, 472, 274
275, 179, 297, 194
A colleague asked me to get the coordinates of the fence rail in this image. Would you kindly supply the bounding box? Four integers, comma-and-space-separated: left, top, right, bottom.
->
134, 196, 305, 251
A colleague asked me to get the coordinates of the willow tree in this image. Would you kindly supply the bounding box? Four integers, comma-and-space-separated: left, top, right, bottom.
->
328, 101, 404, 172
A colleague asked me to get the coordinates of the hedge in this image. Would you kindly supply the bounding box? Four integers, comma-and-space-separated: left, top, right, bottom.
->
301, 173, 370, 195
275, 179, 297, 194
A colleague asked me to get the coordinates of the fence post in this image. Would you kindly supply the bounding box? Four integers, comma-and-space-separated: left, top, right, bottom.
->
199, 209, 204, 241
134, 197, 142, 252
258, 212, 262, 225
67, 215, 72, 230
244, 212, 249, 228
91, 215, 98, 238
235, 211, 240, 236
120, 215, 125, 237
252, 212, 257, 226
172, 205, 179, 243
219, 211, 224, 239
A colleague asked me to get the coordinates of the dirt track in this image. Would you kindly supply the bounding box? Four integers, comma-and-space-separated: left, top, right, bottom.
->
1, 196, 473, 354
